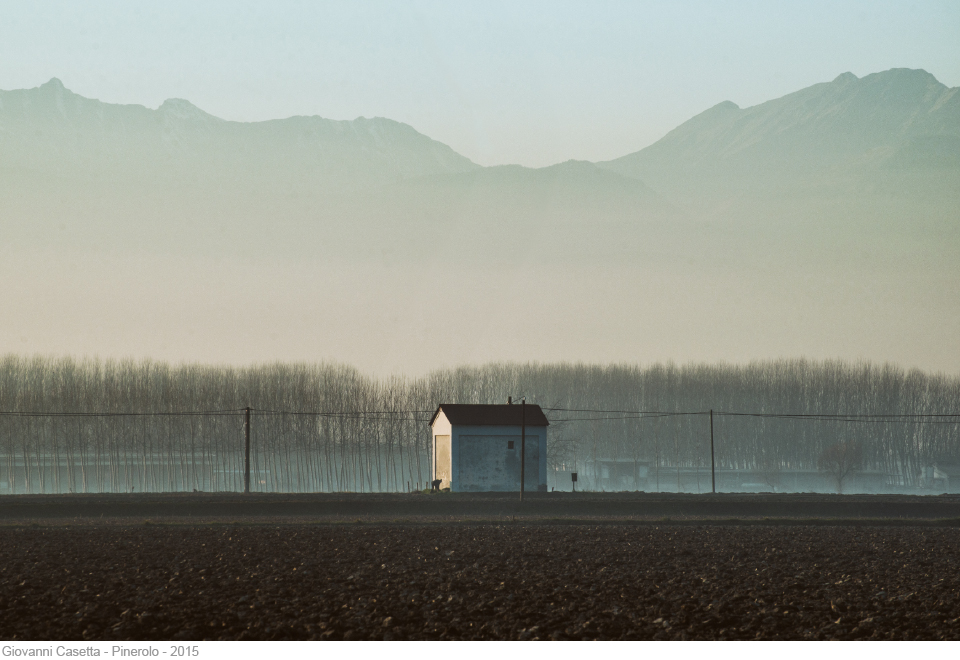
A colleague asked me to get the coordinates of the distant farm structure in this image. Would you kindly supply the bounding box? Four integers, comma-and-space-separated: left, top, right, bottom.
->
430, 403, 548, 492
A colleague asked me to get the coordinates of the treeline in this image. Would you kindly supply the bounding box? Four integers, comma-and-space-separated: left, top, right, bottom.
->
0, 355, 957, 493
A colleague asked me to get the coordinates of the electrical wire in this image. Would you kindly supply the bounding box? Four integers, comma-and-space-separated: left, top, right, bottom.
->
0, 407, 956, 423
0, 409, 246, 417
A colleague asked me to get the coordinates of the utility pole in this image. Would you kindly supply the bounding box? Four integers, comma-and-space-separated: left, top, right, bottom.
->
244, 407, 251, 494
710, 409, 716, 494
520, 397, 526, 503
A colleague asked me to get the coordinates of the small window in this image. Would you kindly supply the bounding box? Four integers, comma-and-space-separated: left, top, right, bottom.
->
507, 440, 515, 449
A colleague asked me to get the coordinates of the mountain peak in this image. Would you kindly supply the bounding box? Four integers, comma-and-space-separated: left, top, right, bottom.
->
158, 98, 218, 122
36, 77, 72, 99
861, 67, 944, 89
713, 100, 740, 112
832, 72, 858, 85
686, 100, 740, 122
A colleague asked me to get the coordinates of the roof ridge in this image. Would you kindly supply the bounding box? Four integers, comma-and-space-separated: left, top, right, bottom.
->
431, 403, 550, 427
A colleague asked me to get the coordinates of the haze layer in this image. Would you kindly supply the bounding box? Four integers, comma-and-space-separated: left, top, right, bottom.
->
2, 69, 957, 374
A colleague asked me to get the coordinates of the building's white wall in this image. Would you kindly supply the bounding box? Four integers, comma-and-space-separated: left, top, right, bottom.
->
432, 412, 452, 436
435, 435, 452, 488
430, 411, 453, 489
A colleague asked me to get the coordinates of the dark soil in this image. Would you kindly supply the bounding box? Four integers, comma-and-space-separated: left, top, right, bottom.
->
2, 523, 958, 640
3, 491, 960, 521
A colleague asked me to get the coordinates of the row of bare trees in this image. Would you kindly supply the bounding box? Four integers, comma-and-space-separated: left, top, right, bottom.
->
0, 355, 957, 493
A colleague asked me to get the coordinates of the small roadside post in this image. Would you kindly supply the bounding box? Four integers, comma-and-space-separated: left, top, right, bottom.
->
571, 472, 578, 493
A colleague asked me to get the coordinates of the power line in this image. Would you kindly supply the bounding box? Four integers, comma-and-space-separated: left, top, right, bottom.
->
252, 409, 433, 417
0, 408, 434, 418
544, 407, 704, 416
548, 413, 692, 422
717, 411, 960, 419
543, 407, 959, 422
0, 409, 245, 418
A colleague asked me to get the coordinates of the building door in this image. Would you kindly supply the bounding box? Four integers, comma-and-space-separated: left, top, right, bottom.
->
434, 435, 451, 488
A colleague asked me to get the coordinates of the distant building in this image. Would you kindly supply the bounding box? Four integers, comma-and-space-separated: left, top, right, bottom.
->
578, 458, 651, 491
429, 403, 549, 492
921, 463, 960, 492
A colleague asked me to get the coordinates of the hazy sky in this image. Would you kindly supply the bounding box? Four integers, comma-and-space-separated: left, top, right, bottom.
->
2, 0, 958, 167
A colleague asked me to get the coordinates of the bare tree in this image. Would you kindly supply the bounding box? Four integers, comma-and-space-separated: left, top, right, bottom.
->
818, 441, 863, 494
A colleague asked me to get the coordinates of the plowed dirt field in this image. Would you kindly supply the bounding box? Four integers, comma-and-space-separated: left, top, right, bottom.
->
2, 522, 958, 640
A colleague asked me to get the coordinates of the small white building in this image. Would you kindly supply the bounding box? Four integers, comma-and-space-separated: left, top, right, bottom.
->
429, 403, 549, 492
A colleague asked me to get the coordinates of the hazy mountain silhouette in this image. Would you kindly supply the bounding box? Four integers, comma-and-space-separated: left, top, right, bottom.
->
2, 70, 958, 375
0, 77, 479, 190
600, 68, 960, 199
590, 68, 959, 283
0, 78, 674, 263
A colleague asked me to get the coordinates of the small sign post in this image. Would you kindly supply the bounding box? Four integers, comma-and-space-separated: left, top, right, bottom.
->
571, 472, 578, 493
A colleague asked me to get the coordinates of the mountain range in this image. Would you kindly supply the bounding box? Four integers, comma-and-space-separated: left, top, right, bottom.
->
607, 69, 960, 180
2, 68, 958, 374
2, 69, 956, 259
0, 77, 478, 188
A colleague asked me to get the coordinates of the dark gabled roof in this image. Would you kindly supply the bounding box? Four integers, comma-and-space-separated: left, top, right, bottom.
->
430, 403, 550, 427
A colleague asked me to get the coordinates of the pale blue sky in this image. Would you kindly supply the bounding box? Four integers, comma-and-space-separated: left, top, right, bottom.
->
2, 0, 958, 167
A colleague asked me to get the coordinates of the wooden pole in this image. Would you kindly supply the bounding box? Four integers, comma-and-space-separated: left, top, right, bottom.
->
520, 398, 526, 502
244, 407, 251, 494
710, 409, 716, 494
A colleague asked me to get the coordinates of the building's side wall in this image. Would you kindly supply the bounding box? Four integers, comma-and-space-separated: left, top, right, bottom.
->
432, 413, 452, 437
434, 435, 452, 488
452, 424, 548, 492
431, 412, 453, 489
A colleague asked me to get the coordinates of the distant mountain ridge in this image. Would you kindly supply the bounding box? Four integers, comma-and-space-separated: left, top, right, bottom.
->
0, 77, 479, 188
0, 69, 956, 264
3, 69, 957, 194
600, 68, 960, 198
